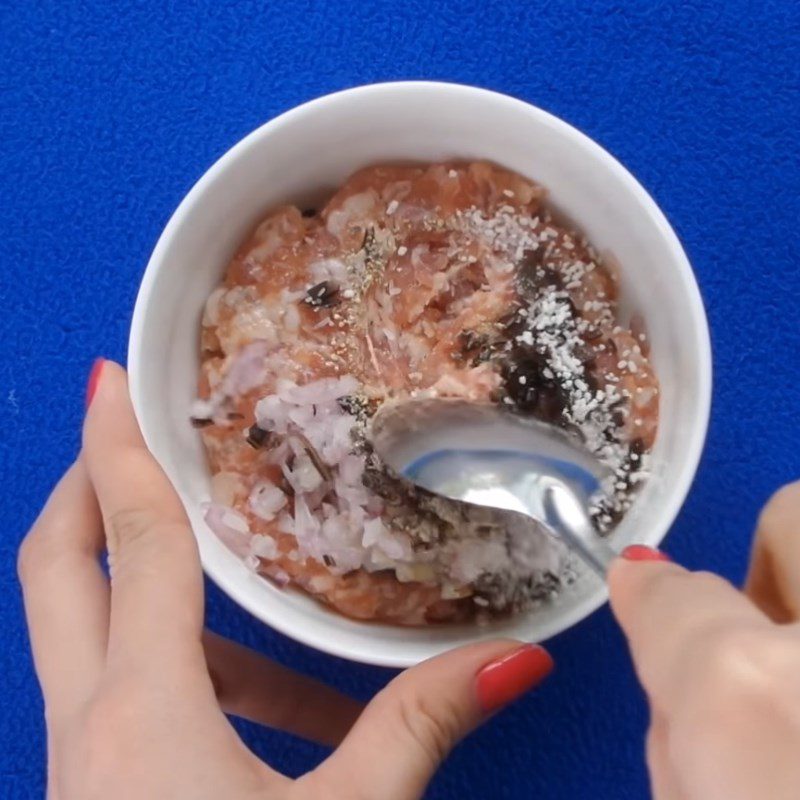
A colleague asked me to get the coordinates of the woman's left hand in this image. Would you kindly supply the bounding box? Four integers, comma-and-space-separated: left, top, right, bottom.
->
18, 360, 553, 800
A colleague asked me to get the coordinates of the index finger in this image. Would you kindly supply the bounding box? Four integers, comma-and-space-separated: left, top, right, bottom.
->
608, 553, 768, 701
82, 360, 205, 676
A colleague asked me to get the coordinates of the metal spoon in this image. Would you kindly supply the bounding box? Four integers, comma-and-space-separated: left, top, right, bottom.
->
370, 398, 618, 577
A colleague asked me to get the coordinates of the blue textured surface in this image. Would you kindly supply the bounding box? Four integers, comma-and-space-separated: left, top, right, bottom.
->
2, 2, 799, 797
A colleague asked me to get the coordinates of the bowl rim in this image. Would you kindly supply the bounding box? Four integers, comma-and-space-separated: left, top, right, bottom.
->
129, 80, 712, 666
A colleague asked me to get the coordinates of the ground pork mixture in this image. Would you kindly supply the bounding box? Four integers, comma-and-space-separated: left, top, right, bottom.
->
192, 161, 659, 624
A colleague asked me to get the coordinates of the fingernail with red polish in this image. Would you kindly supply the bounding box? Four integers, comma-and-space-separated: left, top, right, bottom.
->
622, 544, 671, 562
86, 358, 105, 409
476, 644, 554, 714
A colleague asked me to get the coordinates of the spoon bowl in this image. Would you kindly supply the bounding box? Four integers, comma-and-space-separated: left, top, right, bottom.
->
371, 399, 618, 576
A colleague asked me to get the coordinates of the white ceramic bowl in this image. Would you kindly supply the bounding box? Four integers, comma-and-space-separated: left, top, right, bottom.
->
129, 82, 712, 667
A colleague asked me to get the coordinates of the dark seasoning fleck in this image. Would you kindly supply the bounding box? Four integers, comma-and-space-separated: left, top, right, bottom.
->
191, 411, 244, 428
245, 424, 271, 449
304, 280, 340, 308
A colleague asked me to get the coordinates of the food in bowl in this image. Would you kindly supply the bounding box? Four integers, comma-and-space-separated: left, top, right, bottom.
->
192, 160, 659, 624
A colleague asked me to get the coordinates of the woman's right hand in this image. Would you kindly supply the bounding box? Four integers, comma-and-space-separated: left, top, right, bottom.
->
609, 483, 800, 799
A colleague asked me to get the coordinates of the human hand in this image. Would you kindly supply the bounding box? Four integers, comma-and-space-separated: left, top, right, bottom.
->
18, 360, 554, 800
609, 486, 800, 800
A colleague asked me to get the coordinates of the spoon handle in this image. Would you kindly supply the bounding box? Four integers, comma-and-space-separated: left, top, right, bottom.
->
542, 481, 618, 578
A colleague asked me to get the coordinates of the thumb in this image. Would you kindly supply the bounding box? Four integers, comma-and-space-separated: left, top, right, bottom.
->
309, 640, 553, 800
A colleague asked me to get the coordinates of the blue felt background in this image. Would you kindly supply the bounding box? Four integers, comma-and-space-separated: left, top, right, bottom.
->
2, 2, 799, 797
